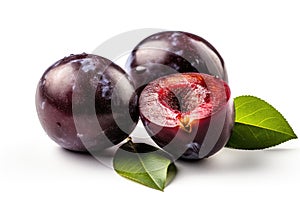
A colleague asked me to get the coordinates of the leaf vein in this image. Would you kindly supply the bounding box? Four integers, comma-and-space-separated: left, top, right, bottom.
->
247, 126, 259, 142
136, 153, 165, 190
256, 117, 278, 126
235, 99, 257, 110
235, 122, 295, 137
237, 107, 269, 121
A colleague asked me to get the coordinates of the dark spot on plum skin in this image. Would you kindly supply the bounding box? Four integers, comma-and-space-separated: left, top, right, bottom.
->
56, 122, 61, 128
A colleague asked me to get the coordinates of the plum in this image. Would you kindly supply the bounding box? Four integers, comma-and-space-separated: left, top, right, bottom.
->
139, 73, 234, 160
36, 53, 139, 152
126, 31, 227, 93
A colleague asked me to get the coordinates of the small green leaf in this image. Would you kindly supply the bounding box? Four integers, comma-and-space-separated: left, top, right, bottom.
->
113, 140, 176, 191
226, 95, 297, 149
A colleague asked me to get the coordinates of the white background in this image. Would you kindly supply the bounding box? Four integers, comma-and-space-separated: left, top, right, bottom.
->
1, 0, 299, 199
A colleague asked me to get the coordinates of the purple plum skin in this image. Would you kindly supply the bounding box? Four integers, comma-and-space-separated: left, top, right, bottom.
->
126, 31, 227, 93
36, 53, 139, 152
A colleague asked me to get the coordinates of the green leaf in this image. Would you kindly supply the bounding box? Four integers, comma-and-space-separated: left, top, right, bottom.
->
113, 140, 176, 191
226, 95, 297, 149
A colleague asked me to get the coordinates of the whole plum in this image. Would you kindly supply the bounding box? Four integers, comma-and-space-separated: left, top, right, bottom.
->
36, 53, 139, 152
126, 31, 227, 93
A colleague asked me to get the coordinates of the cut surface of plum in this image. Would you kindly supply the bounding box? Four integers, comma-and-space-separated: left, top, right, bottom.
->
139, 73, 234, 160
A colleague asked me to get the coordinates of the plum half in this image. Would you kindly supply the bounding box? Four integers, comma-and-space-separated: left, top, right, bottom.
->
139, 73, 234, 160
126, 31, 227, 93
36, 53, 139, 152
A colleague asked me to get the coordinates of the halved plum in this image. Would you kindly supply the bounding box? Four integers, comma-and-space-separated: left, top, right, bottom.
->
139, 73, 234, 160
